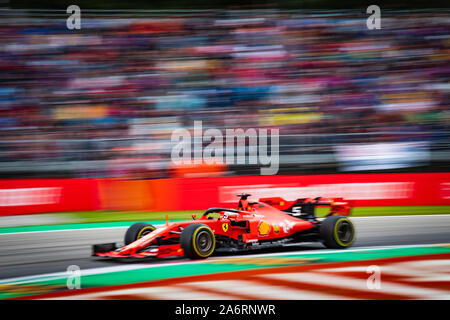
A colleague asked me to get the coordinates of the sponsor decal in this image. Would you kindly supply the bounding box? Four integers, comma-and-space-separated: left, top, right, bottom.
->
0, 187, 62, 207
219, 182, 414, 203
243, 214, 264, 219
273, 225, 280, 234
440, 182, 450, 199
280, 220, 295, 233
258, 221, 270, 236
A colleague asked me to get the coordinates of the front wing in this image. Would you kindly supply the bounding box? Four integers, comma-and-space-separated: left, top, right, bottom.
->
92, 243, 184, 259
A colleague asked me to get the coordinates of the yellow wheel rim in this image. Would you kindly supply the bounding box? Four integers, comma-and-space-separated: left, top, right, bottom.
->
136, 226, 155, 240
192, 226, 216, 258
333, 218, 355, 247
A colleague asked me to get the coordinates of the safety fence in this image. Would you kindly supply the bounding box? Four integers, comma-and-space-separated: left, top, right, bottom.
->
0, 132, 449, 177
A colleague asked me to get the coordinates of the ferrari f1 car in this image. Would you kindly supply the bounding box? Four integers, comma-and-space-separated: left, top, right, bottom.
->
92, 194, 355, 260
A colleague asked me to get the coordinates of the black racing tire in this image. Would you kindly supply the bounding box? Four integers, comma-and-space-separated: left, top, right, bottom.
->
320, 216, 355, 249
180, 224, 216, 259
124, 222, 156, 245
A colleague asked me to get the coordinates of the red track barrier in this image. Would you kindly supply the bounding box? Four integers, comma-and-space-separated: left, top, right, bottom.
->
0, 179, 100, 216
0, 173, 449, 215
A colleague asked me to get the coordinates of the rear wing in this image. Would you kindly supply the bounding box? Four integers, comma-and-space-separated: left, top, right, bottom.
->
259, 196, 352, 217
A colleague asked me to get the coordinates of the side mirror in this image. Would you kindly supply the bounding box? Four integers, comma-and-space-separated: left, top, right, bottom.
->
192, 214, 197, 220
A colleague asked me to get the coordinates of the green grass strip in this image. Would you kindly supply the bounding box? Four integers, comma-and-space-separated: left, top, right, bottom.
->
54, 205, 450, 223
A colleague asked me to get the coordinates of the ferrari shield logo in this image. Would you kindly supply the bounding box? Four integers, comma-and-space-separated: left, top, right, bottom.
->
222, 223, 229, 232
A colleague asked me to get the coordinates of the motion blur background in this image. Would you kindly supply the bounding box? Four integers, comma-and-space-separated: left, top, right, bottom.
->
0, 1, 449, 180
1, 2, 450, 301
0, 0, 449, 216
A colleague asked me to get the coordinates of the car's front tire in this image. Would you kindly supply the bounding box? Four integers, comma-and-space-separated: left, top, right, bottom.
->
180, 224, 216, 259
124, 222, 156, 245
320, 216, 355, 249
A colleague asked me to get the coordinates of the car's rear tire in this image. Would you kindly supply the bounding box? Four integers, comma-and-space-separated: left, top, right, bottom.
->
124, 222, 156, 245
181, 224, 216, 259
320, 216, 355, 249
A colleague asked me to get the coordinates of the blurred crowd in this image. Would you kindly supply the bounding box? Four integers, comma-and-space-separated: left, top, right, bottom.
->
0, 10, 449, 177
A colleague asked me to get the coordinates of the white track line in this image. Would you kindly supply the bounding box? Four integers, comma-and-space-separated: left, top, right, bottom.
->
0, 226, 128, 236
0, 224, 168, 236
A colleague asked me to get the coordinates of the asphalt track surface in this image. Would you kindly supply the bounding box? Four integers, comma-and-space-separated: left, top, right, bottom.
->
0, 215, 449, 280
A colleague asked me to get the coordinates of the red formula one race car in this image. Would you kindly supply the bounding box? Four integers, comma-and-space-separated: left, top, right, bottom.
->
92, 194, 355, 260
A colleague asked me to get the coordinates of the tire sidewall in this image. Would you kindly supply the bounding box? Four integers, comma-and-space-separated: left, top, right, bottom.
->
320, 216, 355, 249
124, 222, 155, 245
181, 223, 216, 259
